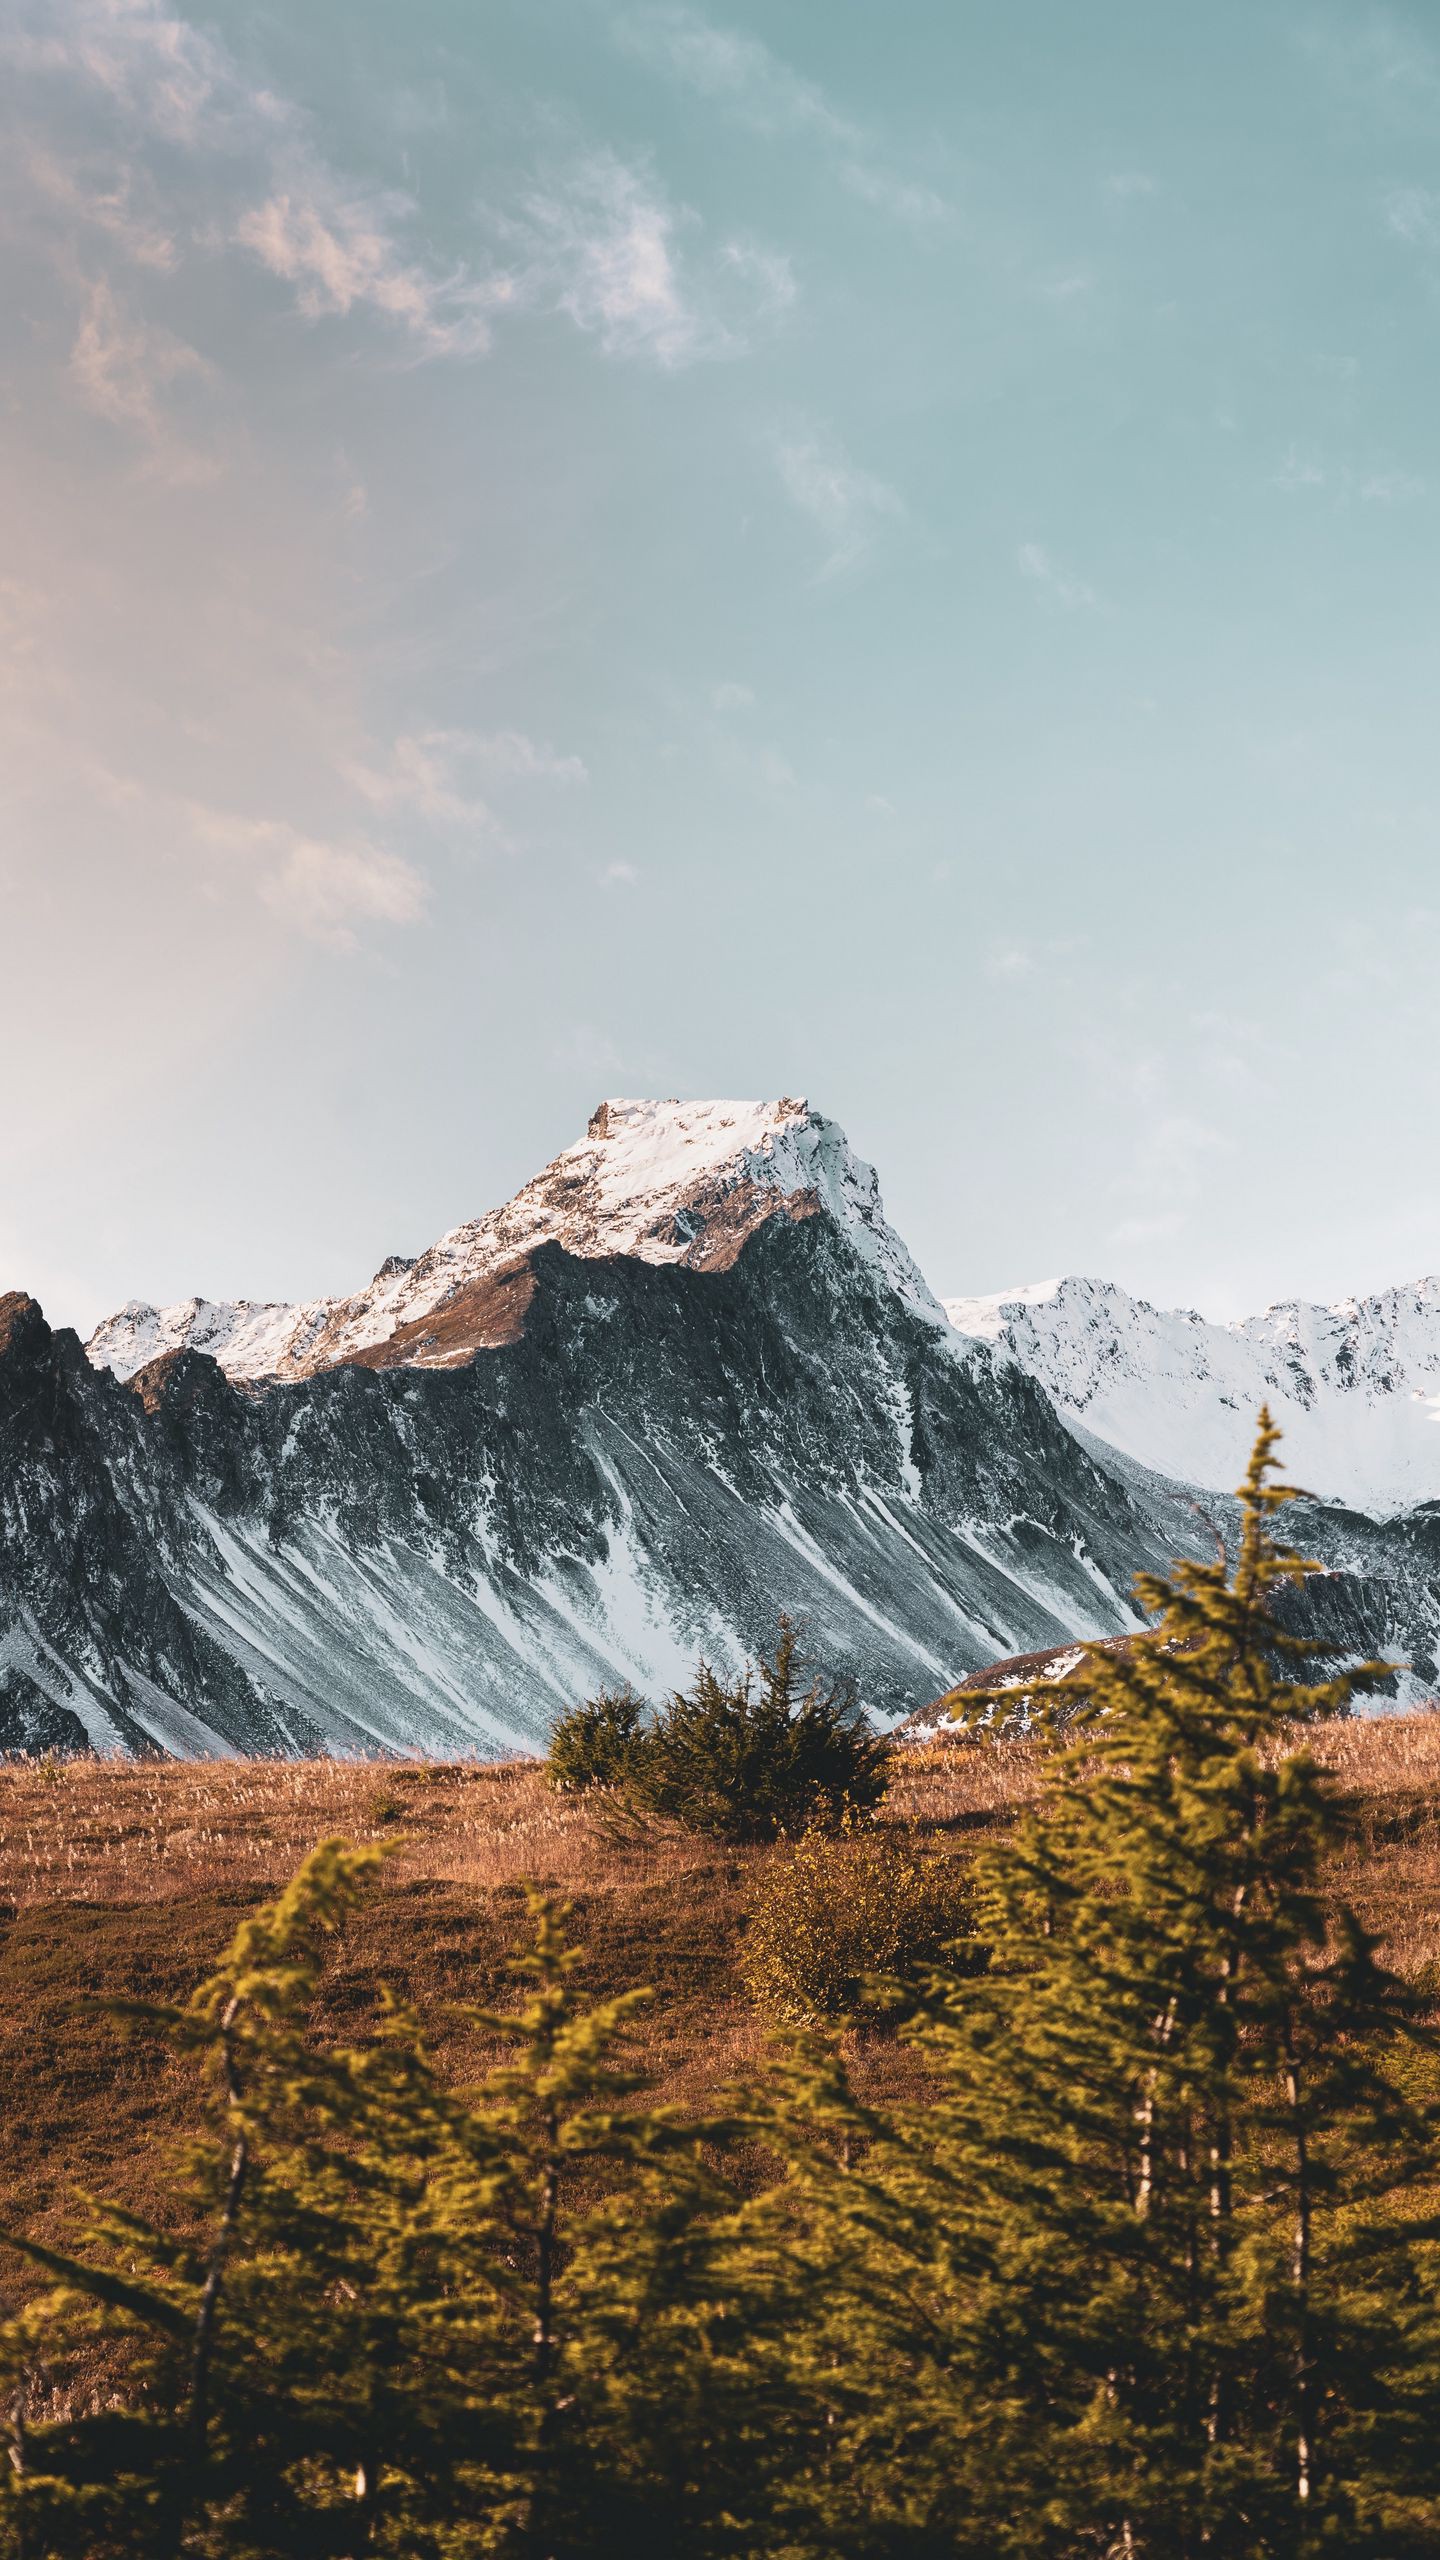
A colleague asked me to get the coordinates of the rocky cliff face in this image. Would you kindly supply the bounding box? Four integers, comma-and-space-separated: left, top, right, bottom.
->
6, 1104, 1439, 1759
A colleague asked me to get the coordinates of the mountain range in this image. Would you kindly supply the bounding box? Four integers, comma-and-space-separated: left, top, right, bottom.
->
4, 1097, 1439, 1758
945, 1273, 1440, 1517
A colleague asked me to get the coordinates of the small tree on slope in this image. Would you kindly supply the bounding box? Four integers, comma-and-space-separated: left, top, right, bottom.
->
628, 1617, 890, 1842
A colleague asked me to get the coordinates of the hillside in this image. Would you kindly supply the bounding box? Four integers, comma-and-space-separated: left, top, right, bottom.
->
2, 1713, 1437, 2254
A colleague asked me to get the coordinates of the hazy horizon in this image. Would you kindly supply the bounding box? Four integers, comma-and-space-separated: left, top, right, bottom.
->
7, 2, 1440, 1334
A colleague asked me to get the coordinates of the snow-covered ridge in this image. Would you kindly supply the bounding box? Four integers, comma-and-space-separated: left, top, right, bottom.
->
89, 1098, 952, 1386
944, 1272, 1440, 1517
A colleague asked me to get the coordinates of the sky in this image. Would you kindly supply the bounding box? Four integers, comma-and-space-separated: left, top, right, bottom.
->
5, 0, 1440, 1333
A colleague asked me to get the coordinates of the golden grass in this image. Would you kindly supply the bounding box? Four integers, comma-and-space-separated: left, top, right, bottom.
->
0, 1713, 1436, 2254
1295, 1711, 1440, 1981
0, 1755, 722, 1909
0, 1738, 1056, 1913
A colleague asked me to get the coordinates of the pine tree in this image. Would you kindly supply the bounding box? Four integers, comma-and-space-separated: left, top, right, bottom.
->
543, 1689, 649, 1794
757, 1414, 1440, 2556
0, 1836, 540, 2556
0, 1860, 781, 2559
628, 1617, 890, 1842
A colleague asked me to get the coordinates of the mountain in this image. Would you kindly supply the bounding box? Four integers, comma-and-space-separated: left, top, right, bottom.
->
944, 1274, 1440, 1517
6, 1101, 1438, 1762
3, 1102, 1209, 1759
88, 1098, 947, 1385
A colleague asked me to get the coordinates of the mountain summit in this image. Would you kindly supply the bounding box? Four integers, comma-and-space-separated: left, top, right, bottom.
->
89, 1098, 949, 1386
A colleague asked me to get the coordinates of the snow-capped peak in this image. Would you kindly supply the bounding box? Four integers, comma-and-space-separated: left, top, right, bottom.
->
88, 1295, 303, 1382
943, 1270, 1440, 1516
88, 1097, 950, 1385
943, 1277, 1066, 1341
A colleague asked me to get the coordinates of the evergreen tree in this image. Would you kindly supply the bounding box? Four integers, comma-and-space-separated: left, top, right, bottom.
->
629, 1617, 890, 1842
0, 1859, 779, 2559
757, 1414, 1440, 2556
543, 1689, 649, 1794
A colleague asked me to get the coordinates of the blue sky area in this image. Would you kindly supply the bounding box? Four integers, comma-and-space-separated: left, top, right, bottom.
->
4, 1, 1440, 1327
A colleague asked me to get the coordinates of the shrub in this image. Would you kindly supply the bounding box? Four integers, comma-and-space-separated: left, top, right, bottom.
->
741, 1821, 977, 2021
629, 1621, 891, 1844
546, 1686, 651, 1792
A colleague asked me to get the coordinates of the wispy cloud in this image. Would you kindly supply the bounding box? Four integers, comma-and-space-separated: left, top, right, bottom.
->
473, 729, 589, 782
1274, 445, 1326, 493
1273, 446, 1426, 503
1017, 540, 1100, 610
189, 806, 429, 949
9, 0, 498, 364
618, 4, 847, 141
517, 158, 703, 365
25, 145, 178, 268
1360, 467, 1426, 502
1384, 184, 1440, 246
7, 0, 266, 149
1301, 17, 1440, 127
718, 235, 797, 318
982, 933, 1089, 984
11, 0, 797, 416
235, 190, 498, 355
69, 277, 216, 478
349, 728, 588, 833
261, 832, 430, 948
838, 161, 949, 225
615, 3, 950, 226
350, 735, 498, 834
772, 424, 904, 576
509, 155, 793, 367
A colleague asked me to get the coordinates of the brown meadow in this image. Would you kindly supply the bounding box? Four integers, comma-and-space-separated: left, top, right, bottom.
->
0, 1713, 1437, 2256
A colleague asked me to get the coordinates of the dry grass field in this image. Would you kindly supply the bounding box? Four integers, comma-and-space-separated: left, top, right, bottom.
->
0, 1714, 1437, 2261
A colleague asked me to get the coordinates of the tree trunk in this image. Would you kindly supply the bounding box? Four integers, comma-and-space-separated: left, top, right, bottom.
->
1286, 2050, 1313, 2520
190, 1996, 248, 2455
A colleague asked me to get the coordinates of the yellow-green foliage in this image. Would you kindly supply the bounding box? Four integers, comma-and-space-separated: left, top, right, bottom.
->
741, 1819, 975, 2021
